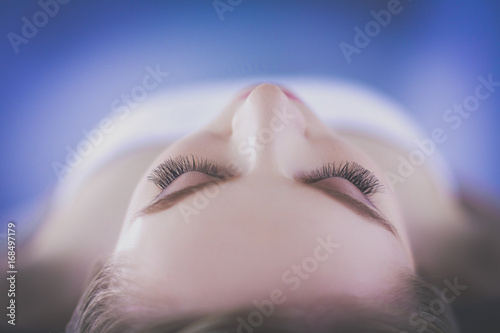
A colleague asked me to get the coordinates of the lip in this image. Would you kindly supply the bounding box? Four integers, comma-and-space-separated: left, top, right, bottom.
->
237, 85, 303, 103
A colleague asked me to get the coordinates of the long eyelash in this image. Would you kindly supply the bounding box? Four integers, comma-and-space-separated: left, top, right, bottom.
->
148, 155, 222, 190
301, 161, 384, 196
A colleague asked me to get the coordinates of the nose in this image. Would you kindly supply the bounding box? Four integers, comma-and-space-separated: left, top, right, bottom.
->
231, 84, 306, 168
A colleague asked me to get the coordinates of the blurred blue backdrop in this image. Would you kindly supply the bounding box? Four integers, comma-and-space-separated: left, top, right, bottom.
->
1, 0, 499, 234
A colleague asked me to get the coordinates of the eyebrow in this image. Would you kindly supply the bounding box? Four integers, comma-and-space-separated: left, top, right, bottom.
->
133, 179, 226, 219
133, 179, 399, 238
304, 184, 399, 238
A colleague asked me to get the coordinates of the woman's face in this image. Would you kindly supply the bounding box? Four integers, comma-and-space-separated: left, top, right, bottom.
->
114, 84, 415, 316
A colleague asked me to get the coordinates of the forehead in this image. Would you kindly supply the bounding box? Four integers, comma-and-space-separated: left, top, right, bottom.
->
116, 178, 409, 313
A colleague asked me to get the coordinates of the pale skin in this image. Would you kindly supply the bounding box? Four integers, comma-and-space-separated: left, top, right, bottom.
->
114, 83, 414, 316
13, 84, 500, 329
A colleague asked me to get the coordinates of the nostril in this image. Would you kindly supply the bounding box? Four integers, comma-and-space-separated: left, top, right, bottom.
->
238, 83, 304, 105
280, 87, 304, 104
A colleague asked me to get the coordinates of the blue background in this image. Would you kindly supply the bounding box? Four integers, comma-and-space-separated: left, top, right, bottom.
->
1, 0, 499, 234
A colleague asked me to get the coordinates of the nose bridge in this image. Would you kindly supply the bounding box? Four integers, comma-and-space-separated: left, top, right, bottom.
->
231, 84, 306, 169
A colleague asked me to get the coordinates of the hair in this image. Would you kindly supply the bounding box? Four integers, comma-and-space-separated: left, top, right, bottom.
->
66, 256, 459, 333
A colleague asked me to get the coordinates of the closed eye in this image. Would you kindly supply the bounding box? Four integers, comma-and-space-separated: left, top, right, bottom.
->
148, 155, 234, 197
298, 161, 384, 199
136, 171, 398, 238
147, 157, 383, 208
154, 171, 218, 199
